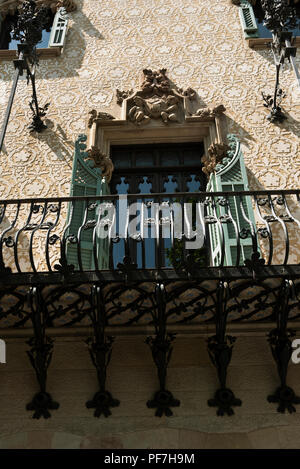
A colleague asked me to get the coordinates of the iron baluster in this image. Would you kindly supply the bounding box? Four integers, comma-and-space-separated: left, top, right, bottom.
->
255, 195, 273, 265
146, 283, 180, 417
86, 284, 120, 417
26, 286, 59, 418
29, 201, 48, 273
268, 278, 300, 413
223, 194, 241, 266
208, 281, 242, 416
212, 194, 226, 267
45, 202, 61, 272
239, 194, 258, 253
54, 200, 75, 275
14, 201, 39, 273
0, 202, 19, 275
269, 194, 290, 265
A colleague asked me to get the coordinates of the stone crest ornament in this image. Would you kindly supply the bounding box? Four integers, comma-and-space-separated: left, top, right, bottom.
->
128, 94, 180, 125
117, 68, 197, 125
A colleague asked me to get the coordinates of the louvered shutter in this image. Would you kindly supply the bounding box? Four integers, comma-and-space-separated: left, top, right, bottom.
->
49, 7, 69, 48
208, 135, 257, 267
239, 0, 259, 39
66, 135, 102, 270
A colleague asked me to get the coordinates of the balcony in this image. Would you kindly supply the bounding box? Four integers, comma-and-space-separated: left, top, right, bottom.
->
0, 189, 299, 321
0, 190, 300, 418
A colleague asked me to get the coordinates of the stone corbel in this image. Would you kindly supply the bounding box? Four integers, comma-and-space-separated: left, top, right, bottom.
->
88, 110, 115, 129
86, 146, 114, 183
201, 142, 230, 177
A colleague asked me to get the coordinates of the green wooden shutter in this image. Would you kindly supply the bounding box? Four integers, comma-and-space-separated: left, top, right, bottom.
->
239, 0, 259, 39
67, 135, 103, 270
49, 7, 69, 48
208, 135, 257, 267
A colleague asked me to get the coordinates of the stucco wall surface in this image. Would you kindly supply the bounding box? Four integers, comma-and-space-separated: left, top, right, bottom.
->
0, 336, 299, 448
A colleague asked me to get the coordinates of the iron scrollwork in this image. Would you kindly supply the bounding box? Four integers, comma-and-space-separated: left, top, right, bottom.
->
86, 285, 120, 417
208, 281, 242, 416
146, 283, 180, 417
267, 279, 300, 413
26, 286, 59, 419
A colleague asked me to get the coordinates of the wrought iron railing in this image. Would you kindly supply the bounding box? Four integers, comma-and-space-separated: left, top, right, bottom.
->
0, 189, 299, 276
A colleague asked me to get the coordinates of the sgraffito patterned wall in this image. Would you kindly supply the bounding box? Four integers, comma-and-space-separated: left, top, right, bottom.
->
0, 0, 299, 199
0, 1, 300, 448
0, 0, 299, 269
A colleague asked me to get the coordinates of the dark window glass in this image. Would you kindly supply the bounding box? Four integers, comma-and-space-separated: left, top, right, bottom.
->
0, 9, 55, 50
110, 143, 207, 269
253, 1, 300, 38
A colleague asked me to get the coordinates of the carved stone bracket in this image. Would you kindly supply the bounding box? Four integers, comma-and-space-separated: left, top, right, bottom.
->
208, 281, 242, 416
86, 285, 120, 418
201, 142, 230, 177
88, 110, 115, 128
193, 104, 226, 120
146, 283, 180, 417
267, 279, 300, 413
86, 146, 114, 183
26, 286, 59, 419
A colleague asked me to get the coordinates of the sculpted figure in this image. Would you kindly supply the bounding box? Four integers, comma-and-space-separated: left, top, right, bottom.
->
128, 97, 151, 125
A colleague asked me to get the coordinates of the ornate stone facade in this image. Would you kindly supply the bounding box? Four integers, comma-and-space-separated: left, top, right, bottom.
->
0, 0, 300, 448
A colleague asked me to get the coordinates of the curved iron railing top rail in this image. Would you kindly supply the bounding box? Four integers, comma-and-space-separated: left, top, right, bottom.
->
0, 189, 299, 275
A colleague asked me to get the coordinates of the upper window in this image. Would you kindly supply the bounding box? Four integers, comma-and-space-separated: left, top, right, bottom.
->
0, 9, 54, 50
0, 7, 69, 54
239, 0, 300, 47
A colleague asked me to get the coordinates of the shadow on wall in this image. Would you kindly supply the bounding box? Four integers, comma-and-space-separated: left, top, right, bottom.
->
30, 119, 74, 169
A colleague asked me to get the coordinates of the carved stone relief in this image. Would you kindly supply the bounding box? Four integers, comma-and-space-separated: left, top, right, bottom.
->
116, 68, 197, 125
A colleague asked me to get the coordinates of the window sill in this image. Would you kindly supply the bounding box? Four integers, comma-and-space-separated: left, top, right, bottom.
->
248, 36, 300, 49
0, 47, 62, 60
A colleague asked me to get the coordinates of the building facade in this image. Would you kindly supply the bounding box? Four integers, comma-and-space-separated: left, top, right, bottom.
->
0, 0, 299, 449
